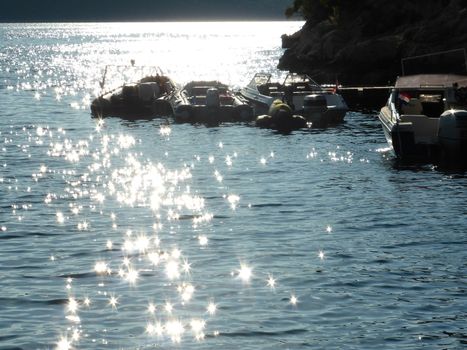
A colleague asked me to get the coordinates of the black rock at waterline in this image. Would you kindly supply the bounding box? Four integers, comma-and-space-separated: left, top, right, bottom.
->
278, 0, 467, 86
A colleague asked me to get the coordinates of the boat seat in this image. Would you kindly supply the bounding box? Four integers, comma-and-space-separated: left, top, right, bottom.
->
219, 95, 234, 105
294, 84, 309, 90
257, 83, 281, 96
258, 84, 270, 95
401, 98, 423, 115
192, 87, 208, 96
270, 91, 283, 97
194, 96, 206, 105
421, 101, 445, 118
293, 90, 315, 95
138, 82, 160, 101
401, 114, 439, 144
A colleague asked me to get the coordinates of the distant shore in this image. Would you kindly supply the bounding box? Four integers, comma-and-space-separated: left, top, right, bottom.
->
1, 0, 292, 23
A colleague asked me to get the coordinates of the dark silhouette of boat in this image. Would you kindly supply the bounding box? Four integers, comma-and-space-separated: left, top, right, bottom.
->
91, 65, 176, 119
171, 81, 253, 124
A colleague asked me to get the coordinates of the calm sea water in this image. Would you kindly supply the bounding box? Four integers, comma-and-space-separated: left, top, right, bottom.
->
1, 22, 466, 350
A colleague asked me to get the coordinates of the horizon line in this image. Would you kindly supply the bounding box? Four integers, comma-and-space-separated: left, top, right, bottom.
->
0, 18, 304, 24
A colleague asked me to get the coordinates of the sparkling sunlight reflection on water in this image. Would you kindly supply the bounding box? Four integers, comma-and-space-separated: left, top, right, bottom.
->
1, 22, 466, 350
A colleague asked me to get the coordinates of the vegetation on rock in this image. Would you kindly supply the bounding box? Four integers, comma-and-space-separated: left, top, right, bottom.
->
280, 0, 467, 85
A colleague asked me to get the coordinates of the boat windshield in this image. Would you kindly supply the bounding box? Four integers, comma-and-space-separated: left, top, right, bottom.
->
396, 89, 446, 117
282, 73, 322, 91
248, 73, 271, 88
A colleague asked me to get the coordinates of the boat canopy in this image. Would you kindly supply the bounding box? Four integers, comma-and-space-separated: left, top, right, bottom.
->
395, 74, 467, 89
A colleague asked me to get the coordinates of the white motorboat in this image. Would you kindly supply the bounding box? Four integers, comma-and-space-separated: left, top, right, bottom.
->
240, 72, 348, 126
171, 81, 253, 124
378, 74, 467, 161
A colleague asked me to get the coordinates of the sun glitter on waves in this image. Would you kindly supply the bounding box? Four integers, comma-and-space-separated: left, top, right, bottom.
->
48, 124, 307, 347
124, 267, 139, 285
267, 274, 276, 290
226, 194, 240, 210
237, 263, 253, 283
56, 336, 71, 350
190, 318, 206, 340
164, 301, 174, 314
165, 319, 185, 343
198, 235, 208, 246
165, 260, 180, 280
37, 119, 235, 347
147, 302, 156, 314
318, 250, 325, 260
94, 261, 110, 275
67, 297, 79, 314
108, 295, 119, 310
159, 125, 171, 136
206, 301, 217, 315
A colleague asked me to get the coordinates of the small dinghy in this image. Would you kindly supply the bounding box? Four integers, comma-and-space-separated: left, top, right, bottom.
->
256, 99, 308, 132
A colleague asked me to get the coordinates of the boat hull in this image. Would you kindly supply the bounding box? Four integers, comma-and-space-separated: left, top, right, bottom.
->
91, 96, 160, 118
379, 107, 440, 159
240, 85, 275, 116
302, 105, 347, 127
91, 75, 176, 119
174, 105, 253, 124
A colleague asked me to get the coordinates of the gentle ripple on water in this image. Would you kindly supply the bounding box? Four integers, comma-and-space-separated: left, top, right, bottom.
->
1, 22, 467, 350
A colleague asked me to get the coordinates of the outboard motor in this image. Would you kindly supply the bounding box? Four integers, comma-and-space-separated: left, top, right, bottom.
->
122, 84, 138, 101
303, 94, 327, 113
138, 82, 160, 102
303, 94, 328, 126
438, 109, 467, 161
206, 88, 220, 108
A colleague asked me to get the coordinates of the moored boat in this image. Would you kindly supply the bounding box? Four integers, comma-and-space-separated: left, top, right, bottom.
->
171, 81, 253, 124
240, 72, 348, 126
91, 66, 176, 118
255, 99, 308, 132
378, 74, 467, 161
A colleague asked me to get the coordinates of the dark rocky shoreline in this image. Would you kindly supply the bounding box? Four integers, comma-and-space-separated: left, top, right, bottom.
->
278, 0, 467, 86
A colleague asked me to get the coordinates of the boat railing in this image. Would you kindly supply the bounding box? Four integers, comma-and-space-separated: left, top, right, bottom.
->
98, 64, 165, 94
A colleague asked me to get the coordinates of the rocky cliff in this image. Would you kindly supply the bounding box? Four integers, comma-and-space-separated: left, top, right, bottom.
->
278, 0, 467, 85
